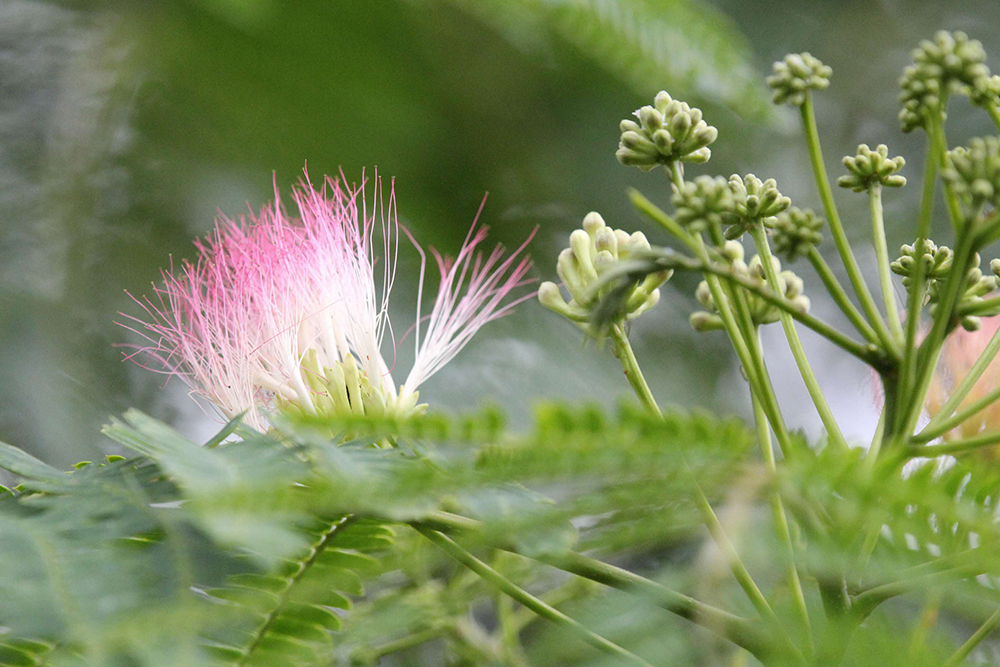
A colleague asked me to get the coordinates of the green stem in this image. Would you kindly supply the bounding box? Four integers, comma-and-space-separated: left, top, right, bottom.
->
942, 607, 1000, 667
751, 226, 848, 450
417, 528, 655, 667
800, 93, 898, 358
628, 188, 700, 253
929, 111, 966, 231
921, 322, 1000, 435
915, 384, 1000, 443
987, 104, 1000, 131
908, 428, 1000, 457
360, 626, 450, 662
611, 323, 784, 632
807, 247, 881, 346
609, 324, 661, 417
959, 294, 1000, 317
896, 129, 939, 437
751, 390, 813, 656
869, 185, 904, 341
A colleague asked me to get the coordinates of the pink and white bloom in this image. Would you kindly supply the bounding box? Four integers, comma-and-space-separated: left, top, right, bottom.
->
119, 170, 535, 430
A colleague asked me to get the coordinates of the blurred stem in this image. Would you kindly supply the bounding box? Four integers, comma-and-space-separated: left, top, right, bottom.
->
907, 427, 1000, 457
416, 512, 778, 662
361, 626, 450, 663
417, 528, 655, 667
751, 389, 813, 657
915, 384, 1000, 443
869, 185, 904, 341
610, 322, 785, 640
628, 188, 700, 253
750, 225, 847, 451
929, 105, 965, 231
807, 247, 880, 345
987, 104, 1000, 131
942, 607, 1000, 667
800, 93, 898, 358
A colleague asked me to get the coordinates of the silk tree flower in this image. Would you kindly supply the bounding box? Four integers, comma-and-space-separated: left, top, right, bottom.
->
119, 171, 535, 431
926, 315, 1000, 443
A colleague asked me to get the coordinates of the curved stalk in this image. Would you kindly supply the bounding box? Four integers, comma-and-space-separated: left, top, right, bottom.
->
417, 528, 655, 667
915, 384, 1000, 443
807, 247, 881, 346
942, 607, 1000, 667
750, 225, 848, 450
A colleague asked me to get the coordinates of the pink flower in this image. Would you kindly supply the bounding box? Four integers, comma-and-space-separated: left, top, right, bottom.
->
926, 315, 1000, 440
119, 170, 535, 430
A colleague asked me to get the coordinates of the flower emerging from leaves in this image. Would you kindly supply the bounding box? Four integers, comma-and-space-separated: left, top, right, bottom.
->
119, 171, 535, 430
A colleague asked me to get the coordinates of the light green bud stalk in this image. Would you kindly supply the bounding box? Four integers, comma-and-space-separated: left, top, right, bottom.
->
539, 211, 671, 331
838, 144, 907, 191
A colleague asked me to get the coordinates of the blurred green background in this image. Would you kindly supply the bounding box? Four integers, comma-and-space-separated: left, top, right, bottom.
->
2, 0, 999, 466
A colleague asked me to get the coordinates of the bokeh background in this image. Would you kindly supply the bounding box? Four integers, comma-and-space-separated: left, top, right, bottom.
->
2, 0, 999, 466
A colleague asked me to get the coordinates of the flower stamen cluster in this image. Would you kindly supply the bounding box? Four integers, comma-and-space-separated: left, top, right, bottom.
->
616, 91, 717, 171
766, 53, 832, 107
837, 144, 906, 192
120, 172, 534, 430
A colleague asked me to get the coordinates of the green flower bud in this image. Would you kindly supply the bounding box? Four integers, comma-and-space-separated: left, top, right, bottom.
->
772, 207, 824, 262
541, 212, 671, 329
837, 144, 907, 191
725, 174, 791, 239
899, 31, 993, 133
672, 175, 738, 232
941, 136, 1000, 211
767, 53, 832, 107
890, 238, 952, 294
971, 74, 1000, 109
616, 91, 719, 170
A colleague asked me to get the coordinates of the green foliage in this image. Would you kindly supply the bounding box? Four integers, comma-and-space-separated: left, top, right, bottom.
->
432, 0, 771, 119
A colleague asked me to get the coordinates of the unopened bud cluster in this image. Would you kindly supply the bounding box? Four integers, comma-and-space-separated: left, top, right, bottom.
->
899, 31, 994, 132
538, 212, 670, 328
890, 239, 952, 291
672, 175, 737, 232
772, 207, 823, 262
941, 136, 1000, 211
932, 253, 999, 330
725, 174, 790, 239
690, 242, 809, 331
616, 91, 718, 171
837, 144, 906, 192
766, 53, 832, 107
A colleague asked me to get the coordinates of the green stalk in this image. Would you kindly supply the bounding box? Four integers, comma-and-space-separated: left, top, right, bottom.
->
895, 129, 939, 436
987, 104, 1000, 131
908, 428, 1000, 457
628, 188, 700, 253
752, 390, 813, 656
611, 325, 782, 630
417, 528, 655, 667
800, 93, 899, 358
750, 225, 848, 450
942, 607, 1000, 667
915, 384, 1000, 443
807, 247, 881, 345
869, 185, 904, 341
929, 111, 966, 230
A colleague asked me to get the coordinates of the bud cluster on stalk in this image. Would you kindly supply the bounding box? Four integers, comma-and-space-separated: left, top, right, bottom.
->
899, 31, 997, 132
837, 144, 907, 192
942, 136, 1000, 212
766, 53, 832, 107
772, 207, 824, 262
616, 91, 718, 171
725, 174, 791, 239
690, 241, 810, 332
538, 212, 671, 331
